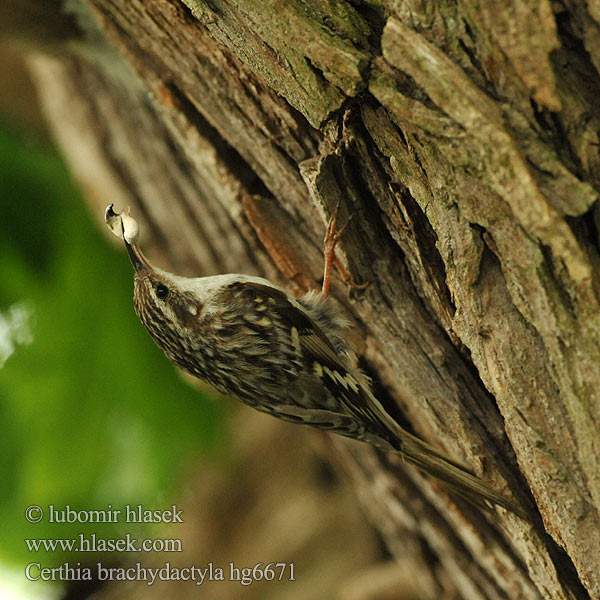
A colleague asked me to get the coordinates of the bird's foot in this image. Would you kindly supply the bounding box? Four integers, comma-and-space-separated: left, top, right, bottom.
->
322, 202, 368, 297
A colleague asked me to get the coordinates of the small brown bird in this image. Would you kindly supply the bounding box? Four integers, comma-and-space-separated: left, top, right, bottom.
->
105, 204, 524, 518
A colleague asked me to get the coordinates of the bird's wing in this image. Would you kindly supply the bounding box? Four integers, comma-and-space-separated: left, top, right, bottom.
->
236, 282, 387, 426
229, 281, 526, 518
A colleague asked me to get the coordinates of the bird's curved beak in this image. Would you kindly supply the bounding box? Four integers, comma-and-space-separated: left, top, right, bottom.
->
124, 239, 152, 273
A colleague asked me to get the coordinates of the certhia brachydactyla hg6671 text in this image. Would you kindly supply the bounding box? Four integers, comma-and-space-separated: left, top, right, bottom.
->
105, 204, 525, 518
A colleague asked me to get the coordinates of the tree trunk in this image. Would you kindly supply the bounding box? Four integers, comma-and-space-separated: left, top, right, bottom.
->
16, 0, 600, 598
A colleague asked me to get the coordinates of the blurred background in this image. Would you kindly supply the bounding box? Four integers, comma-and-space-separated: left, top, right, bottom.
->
0, 36, 390, 600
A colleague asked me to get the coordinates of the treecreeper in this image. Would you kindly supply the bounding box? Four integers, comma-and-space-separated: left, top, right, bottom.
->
105, 204, 525, 519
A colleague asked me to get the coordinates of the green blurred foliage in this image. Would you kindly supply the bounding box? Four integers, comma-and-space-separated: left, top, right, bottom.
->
0, 127, 229, 565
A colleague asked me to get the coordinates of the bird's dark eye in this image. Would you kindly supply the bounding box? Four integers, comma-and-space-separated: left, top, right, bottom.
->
156, 284, 170, 300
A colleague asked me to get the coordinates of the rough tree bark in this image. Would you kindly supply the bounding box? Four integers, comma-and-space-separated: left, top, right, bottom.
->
10, 0, 600, 598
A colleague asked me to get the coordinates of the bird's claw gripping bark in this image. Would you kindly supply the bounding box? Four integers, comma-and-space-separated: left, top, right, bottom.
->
322, 202, 368, 297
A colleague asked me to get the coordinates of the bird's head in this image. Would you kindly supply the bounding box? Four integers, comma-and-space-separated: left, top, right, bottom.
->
104, 205, 203, 363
